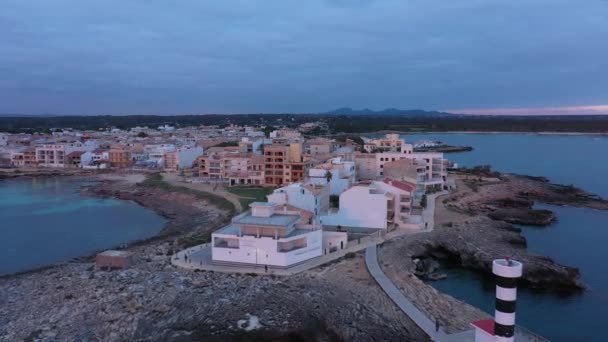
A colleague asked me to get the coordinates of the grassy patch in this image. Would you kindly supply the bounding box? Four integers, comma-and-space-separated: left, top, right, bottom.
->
225, 186, 273, 209
141, 173, 236, 215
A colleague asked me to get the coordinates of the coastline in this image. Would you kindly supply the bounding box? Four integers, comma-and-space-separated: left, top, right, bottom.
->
2, 168, 608, 339
357, 130, 608, 136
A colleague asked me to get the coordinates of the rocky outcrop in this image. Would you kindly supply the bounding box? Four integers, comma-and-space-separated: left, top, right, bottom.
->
410, 217, 585, 292
0, 251, 428, 341
488, 208, 556, 226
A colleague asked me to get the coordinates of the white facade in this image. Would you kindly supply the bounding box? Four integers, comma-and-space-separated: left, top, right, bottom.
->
266, 183, 329, 217
308, 157, 356, 195
0, 133, 8, 146
319, 179, 417, 230
363, 134, 413, 153
176, 146, 204, 168
320, 183, 390, 229
144, 144, 176, 166
212, 203, 323, 267
35, 144, 67, 167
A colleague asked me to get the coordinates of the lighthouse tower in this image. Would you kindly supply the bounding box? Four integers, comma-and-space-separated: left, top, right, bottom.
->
471, 258, 523, 342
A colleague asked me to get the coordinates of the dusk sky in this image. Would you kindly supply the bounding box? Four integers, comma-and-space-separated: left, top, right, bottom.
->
1, 0, 607, 115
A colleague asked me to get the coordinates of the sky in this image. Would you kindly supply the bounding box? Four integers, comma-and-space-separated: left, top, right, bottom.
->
0, 0, 607, 115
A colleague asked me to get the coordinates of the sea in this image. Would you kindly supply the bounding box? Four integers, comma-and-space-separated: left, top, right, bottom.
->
400, 133, 608, 342
0, 177, 166, 276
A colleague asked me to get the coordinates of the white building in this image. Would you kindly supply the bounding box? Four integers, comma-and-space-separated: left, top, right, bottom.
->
212, 202, 323, 267
35, 144, 67, 167
164, 146, 204, 171
0, 133, 8, 146
363, 134, 412, 153
266, 182, 330, 217
308, 157, 356, 195
144, 144, 176, 166
355, 141, 448, 192
319, 179, 418, 230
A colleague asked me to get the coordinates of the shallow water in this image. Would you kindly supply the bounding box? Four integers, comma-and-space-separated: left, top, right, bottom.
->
0, 177, 166, 275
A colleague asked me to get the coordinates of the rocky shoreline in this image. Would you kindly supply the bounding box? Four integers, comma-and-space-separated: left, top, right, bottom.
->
0, 175, 429, 341
1, 170, 606, 340
404, 171, 608, 292
413, 145, 473, 153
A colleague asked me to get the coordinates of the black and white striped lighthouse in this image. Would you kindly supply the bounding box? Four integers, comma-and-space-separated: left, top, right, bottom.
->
492, 258, 522, 342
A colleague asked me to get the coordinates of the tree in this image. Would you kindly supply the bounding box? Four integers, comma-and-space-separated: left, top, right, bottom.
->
420, 194, 428, 209
329, 195, 339, 208
325, 170, 333, 183
137, 131, 148, 138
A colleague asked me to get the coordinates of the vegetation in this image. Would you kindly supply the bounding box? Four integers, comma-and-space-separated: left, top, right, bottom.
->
225, 186, 274, 209
211, 141, 239, 147
335, 135, 364, 145
179, 232, 211, 249
140, 173, 236, 215
329, 194, 339, 208
136, 131, 148, 138
420, 194, 428, 209
2, 113, 608, 134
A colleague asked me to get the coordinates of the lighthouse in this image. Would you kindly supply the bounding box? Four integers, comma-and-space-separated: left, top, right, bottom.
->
471, 258, 523, 342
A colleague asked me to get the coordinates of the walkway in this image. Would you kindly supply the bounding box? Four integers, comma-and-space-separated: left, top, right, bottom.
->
421, 191, 448, 232
173, 228, 414, 276
162, 173, 245, 212
365, 244, 449, 341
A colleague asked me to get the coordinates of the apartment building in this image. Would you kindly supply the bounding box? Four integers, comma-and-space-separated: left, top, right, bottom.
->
308, 157, 356, 195
267, 182, 330, 217
354, 149, 448, 191
363, 134, 413, 153
108, 149, 132, 168
164, 146, 204, 171
35, 144, 67, 167
319, 179, 417, 230
306, 138, 337, 156
264, 143, 307, 186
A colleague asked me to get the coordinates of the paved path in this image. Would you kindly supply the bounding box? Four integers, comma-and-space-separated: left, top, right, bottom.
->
421, 191, 448, 232
365, 244, 448, 341
172, 228, 416, 276
163, 173, 245, 212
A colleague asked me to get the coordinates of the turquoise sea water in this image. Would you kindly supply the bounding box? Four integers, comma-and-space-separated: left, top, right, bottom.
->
0, 177, 166, 275
399, 133, 608, 342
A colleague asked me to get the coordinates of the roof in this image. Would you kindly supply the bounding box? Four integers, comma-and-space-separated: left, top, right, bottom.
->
250, 202, 274, 207
234, 213, 300, 227
383, 178, 415, 192
98, 250, 133, 258
66, 151, 85, 158
471, 319, 495, 336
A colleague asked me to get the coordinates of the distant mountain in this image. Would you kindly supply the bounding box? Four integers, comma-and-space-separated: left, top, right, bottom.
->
324, 107, 452, 117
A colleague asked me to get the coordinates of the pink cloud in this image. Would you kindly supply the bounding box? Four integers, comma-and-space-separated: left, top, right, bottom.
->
447, 105, 608, 116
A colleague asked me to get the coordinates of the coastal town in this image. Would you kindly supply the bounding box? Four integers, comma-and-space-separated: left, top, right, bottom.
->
4, 121, 607, 341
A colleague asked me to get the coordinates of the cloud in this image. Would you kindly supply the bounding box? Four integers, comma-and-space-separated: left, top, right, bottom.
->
0, 0, 607, 114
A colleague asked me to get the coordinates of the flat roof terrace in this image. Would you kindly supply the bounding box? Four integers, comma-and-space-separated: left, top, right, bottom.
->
233, 214, 300, 227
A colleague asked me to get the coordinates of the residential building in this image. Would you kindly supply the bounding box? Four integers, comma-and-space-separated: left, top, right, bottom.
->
267, 182, 330, 217
65, 151, 85, 168
164, 146, 204, 171
306, 138, 337, 156
319, 178, 417, 230
108, 149, 132, 168
308, 157, 356, 195
363, 134, 413, 153
35, 144, 67, 167
212, 202, 323, 267
264, 143, 307, 186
